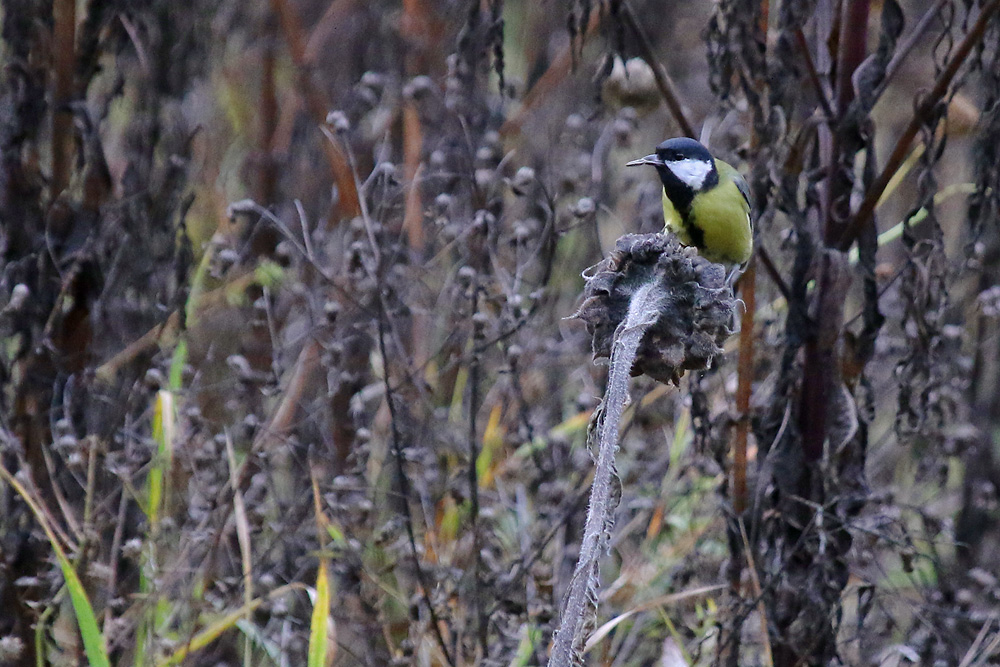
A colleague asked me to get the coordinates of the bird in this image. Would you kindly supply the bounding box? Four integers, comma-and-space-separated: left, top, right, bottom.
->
627, 137, 753, 285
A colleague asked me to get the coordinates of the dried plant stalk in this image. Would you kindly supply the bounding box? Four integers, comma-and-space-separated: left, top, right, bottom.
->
552, 234, 736, 665
550, 281, 658, 665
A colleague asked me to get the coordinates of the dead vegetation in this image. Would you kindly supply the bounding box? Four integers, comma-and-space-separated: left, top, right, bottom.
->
0, 1, 999, 665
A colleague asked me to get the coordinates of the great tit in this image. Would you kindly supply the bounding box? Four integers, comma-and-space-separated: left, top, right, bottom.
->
627, 137, 753, 284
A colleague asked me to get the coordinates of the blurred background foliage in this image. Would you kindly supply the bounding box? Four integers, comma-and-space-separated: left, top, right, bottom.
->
0, 0, 999, 665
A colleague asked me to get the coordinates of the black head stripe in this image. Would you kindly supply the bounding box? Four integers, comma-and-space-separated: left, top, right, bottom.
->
703, 168, 720, 189
655, 137, 714, 163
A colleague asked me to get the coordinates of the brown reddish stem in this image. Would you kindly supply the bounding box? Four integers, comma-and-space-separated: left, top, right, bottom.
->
834, 0, 870, 115
734, 260, 756, 515
824, 0, 871, 245
798, 253, 850, 464
253, 338, 321, 452
257, 29, 278, 206
95, 270, 264, 382
269, 0, 360, 217
499, 9, 600, 137
801, 0, 870, 469
400, 0, 433, 251
402, 119, 425, 251
304, 0, 357, 65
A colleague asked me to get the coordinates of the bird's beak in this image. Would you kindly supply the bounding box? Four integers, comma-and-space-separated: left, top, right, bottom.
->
626, 154, 662, 167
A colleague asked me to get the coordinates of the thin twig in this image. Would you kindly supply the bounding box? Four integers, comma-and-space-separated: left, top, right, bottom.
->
794, 28, 835, 119
620, 0, 696, 139
103, 489, 128, 631
224, 429, 254, 665
871, 0, 948, 107
737, 520, 775, 666
467, 284, 488, 658
377, 311, 456, 667
328, 109, 457, 663
755, 245, 791, 302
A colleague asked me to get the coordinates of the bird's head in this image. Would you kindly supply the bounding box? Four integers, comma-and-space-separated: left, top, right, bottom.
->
627, 137, 719, 194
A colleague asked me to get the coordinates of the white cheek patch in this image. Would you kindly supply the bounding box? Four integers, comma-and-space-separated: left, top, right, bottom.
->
667, 159, 714, 189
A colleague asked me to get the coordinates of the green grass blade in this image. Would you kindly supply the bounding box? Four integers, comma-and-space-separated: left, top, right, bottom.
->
235, 618, 282, 663
137, 389, 178, 664
167, 339, 188, 392
307, 560, 332, 667
155, 584, 300, 667
147, 389, 175, 526
34, 604, 55, 667
510, 624, 541, 667
61, 555, 111, 667
157, 607, 260, 666
0, 465, 110, 667
848, 182, 978, 264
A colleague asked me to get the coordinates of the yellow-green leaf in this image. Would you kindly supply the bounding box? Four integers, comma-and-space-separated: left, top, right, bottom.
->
326, 523, 346, 545
147, 390, 175, 527
155, 585, 300, 666
476, 404, 503, 485
308, 560, 332, 667
0, 465, 110, 667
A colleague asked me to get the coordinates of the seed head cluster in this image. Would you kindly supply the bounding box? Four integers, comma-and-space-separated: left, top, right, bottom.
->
574, 233, 736, 385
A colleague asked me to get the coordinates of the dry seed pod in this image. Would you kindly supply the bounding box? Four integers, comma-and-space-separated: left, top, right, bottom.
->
601, 57, 660, 114
574, 233, 736, 385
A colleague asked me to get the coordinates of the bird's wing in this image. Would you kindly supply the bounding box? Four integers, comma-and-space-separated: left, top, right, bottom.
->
714, 159, 753, 216
732, 172, 753, 215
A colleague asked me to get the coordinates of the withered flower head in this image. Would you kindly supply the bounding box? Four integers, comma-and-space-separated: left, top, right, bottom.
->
574, 233, 736, 385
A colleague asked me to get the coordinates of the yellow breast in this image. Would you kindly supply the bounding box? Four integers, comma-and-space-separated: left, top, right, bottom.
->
660, 161, 752, 266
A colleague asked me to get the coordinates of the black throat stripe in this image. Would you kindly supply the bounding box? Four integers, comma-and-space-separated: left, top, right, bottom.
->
655, 164, 705, 247
655, 165, 695, 214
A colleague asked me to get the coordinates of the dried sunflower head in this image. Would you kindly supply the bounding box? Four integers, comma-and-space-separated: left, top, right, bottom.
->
574, 233, 737, 385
